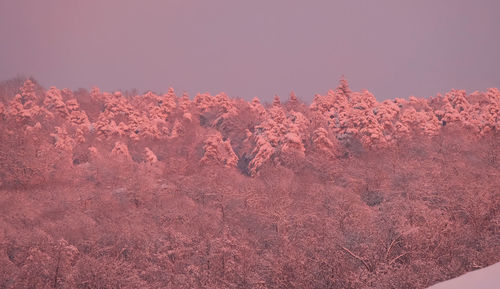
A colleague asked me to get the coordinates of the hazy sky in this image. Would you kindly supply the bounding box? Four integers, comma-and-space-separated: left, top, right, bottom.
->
1, 0, 499, 102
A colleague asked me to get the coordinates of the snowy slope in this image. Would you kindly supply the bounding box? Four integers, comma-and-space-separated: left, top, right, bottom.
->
428, 262, 500, 289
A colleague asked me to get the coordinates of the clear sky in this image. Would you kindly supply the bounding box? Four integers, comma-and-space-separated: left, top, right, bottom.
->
1, 0, 499, 102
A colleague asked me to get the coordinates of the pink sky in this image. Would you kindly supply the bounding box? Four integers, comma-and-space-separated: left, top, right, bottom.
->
1, 0, 499, 102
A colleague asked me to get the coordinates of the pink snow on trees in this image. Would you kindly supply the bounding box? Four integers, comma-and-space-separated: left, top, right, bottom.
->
88, 146, 98, 155
144, 147, 158, 164
441, 90, 466, 125
169, 120, 184, 139
66, 99, 89, 126
272, 94, 281, 107
246, 100, 311, 174
401, 107, 438, 137
282, 112, 308, 156
289, 91, 298, 104
312, 127, 339, 157
131, 90, 174, 140
374, 100, 401, 142
213, 93, 239, 125
476, 88, 499, 135
24, 121, 42, 135
0, 78, 498, 177
111, 141, 132, 161
179, 92, 192, 121
2, 77, 499, 288
343, 90, 387, 148
44, 87, 69, 118
7, 80, 46, 123
248, 136, 275, 176
250, 97, 267, 117
281, 132, 305, 157
200, 132, 238, 168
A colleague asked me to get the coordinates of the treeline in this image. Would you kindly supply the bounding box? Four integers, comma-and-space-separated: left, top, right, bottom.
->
0, 78, 498, 186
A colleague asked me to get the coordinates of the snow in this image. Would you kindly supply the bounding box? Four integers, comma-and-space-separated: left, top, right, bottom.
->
427, 262, 500, 289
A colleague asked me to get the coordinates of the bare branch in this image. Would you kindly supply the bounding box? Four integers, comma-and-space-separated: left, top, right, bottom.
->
339, 245, 373, 272
385, 235, 402, 262
389, 252, 410, 265
385, 228, 418, 263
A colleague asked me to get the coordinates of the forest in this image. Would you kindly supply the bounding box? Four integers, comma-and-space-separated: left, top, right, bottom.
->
0, 77, 498, 288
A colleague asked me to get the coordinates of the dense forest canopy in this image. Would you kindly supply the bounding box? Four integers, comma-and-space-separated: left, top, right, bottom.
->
0, 77, 498, 181
0, 78, 498, 288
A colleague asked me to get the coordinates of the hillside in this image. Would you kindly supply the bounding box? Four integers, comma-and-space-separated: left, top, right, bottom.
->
0, 78, 499, 288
